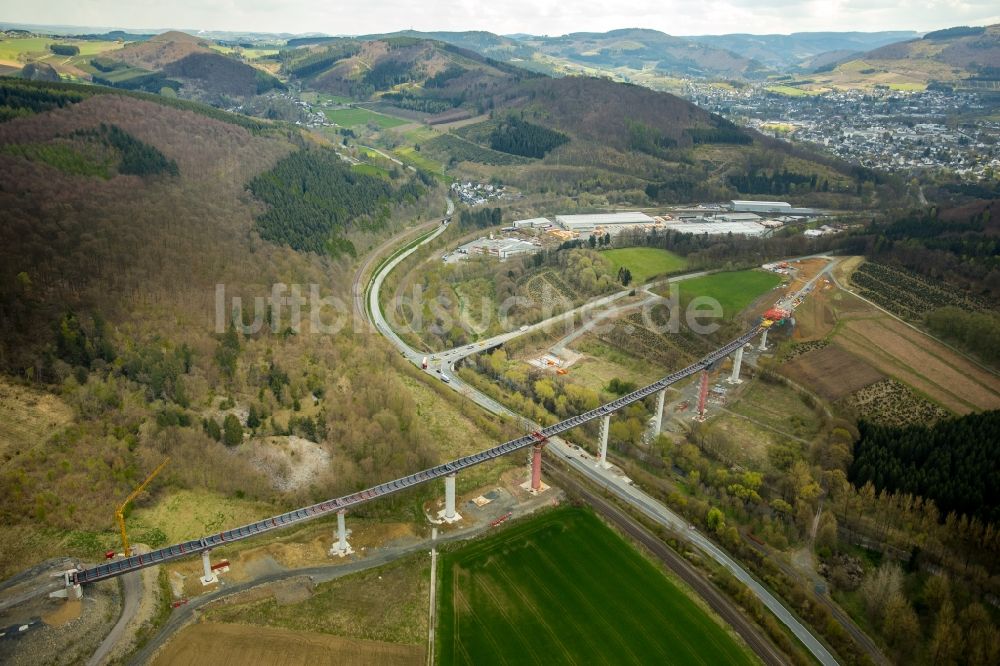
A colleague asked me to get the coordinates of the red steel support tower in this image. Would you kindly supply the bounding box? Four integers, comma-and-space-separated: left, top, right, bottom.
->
530, 443, 544, 491
697, 369, 710, 419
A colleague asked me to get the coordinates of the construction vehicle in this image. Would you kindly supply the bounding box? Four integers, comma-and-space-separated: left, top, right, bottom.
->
116, 458, 169, 558
761, 307, 790, 327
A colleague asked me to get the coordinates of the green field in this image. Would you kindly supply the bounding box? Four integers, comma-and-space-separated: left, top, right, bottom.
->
602, 247, 688, 284
0, 37, 123, 62
437, 507, 756, 666
394, 145, 444, 175
350, 162, 390, 178
677, 270, 783, 318
323, 107, 408, 129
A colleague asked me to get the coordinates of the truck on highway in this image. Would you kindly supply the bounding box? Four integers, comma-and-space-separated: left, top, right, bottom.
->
422, 356, 428, 369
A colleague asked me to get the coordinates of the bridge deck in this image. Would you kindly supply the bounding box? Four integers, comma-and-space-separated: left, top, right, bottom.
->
72, 326, 761, 585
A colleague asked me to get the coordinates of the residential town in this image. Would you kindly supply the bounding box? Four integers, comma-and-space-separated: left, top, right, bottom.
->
685, 84, 1000, 179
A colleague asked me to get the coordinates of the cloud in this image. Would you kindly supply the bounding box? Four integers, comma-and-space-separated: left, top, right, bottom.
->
3, 0, 998, 36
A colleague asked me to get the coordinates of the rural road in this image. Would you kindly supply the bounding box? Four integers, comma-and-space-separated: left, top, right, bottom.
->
365, 230, 841, 665
130, 490, 557, 665
87, 549, 146, 666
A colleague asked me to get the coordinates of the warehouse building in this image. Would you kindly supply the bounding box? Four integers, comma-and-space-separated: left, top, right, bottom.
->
455, 236, 541, 261
730, 200, 792, 213
513, 218, 551, 229
555, 212, 654, 232
661, 220, 769, 236
715, 212, 762, 223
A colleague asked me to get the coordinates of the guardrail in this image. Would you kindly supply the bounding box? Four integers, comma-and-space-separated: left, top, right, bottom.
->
72, 325, 761, 585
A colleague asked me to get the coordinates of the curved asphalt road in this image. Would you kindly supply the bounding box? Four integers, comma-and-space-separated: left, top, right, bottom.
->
368, 234, 841, 666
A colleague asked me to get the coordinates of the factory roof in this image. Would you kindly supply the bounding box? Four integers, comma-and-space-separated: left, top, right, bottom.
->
730, 200, 791, 207
555, 212, 654, 227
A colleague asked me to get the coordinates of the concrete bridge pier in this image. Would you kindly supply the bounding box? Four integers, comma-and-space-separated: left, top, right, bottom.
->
200, 549, 218, 586
330, 510, 354, 557
652, 388, 667, 436
728, 346, 744, 384
597, 414, 611, 468
759, 328, 769, 351
441, 473, 462, 523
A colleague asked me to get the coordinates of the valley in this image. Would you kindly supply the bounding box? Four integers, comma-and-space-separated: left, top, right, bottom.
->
0, 12, 998, 666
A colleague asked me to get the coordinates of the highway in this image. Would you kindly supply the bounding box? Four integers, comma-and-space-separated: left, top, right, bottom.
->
68, 218, 759, 589
64, 211, 838, 664
365, 231, 840, 666
544, 462, 787, 666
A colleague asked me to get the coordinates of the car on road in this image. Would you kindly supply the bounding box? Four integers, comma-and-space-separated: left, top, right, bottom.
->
440, 375, 451, 383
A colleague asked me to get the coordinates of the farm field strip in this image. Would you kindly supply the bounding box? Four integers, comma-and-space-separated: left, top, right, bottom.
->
323, 107, 408, 129
151, 622, 423, 666
437, 508, 756, 665
837, 318, 1000, 413
876, 316, 1000, 395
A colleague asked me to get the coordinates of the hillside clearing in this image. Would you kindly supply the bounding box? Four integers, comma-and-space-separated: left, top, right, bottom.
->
0, 378, 73, 462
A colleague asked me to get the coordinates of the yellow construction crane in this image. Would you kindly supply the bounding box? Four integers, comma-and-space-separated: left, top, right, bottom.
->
116, 458, 169, 558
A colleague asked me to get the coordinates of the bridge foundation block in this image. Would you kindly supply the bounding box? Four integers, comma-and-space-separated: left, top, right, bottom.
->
597, 414, 611, 469
329, 510, 354, 557
200, 549, 218, 586
49, 569, 82, 600
728, 346, 744, 384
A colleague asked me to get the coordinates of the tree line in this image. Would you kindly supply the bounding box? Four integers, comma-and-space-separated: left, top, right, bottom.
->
457, 207, 502, 230
74, 123, 179, 177
489, 115, 569, 159
248, 147, 426, 257
850, 411, 1000, 525
728, 169, 829, 195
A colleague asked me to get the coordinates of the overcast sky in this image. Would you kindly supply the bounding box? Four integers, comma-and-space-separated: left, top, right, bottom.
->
5, 0, 999, 37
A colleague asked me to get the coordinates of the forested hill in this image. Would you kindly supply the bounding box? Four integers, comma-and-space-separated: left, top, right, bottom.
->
0, 78, 448, 548
0, 78, 434, 374
282, 37, 534, 105
281, 37, 885, 208
850, 411, 1000, 525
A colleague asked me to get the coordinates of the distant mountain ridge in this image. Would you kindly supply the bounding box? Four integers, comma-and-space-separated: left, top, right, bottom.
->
685, 31, 920, 70
804, 24, 1000, 90
359, 28, 768, 79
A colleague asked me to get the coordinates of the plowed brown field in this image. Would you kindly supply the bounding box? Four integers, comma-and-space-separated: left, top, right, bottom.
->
152, 623, 423, 666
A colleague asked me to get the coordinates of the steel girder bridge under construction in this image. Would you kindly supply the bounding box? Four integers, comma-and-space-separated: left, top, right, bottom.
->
61, 324, 764, 593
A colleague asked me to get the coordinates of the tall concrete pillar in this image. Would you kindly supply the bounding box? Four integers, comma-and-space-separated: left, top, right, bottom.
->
330, 509, 352, 557
200, 549, 217, 585
530, 443, 543, 491
759, 328, 769, 351
653, 389, 667, 435
597, 414, 610, 468
444, 473, 457, 520
728, 346, 744, 384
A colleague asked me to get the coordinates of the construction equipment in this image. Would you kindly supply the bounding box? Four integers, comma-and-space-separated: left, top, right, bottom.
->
116, 458, 169, 558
